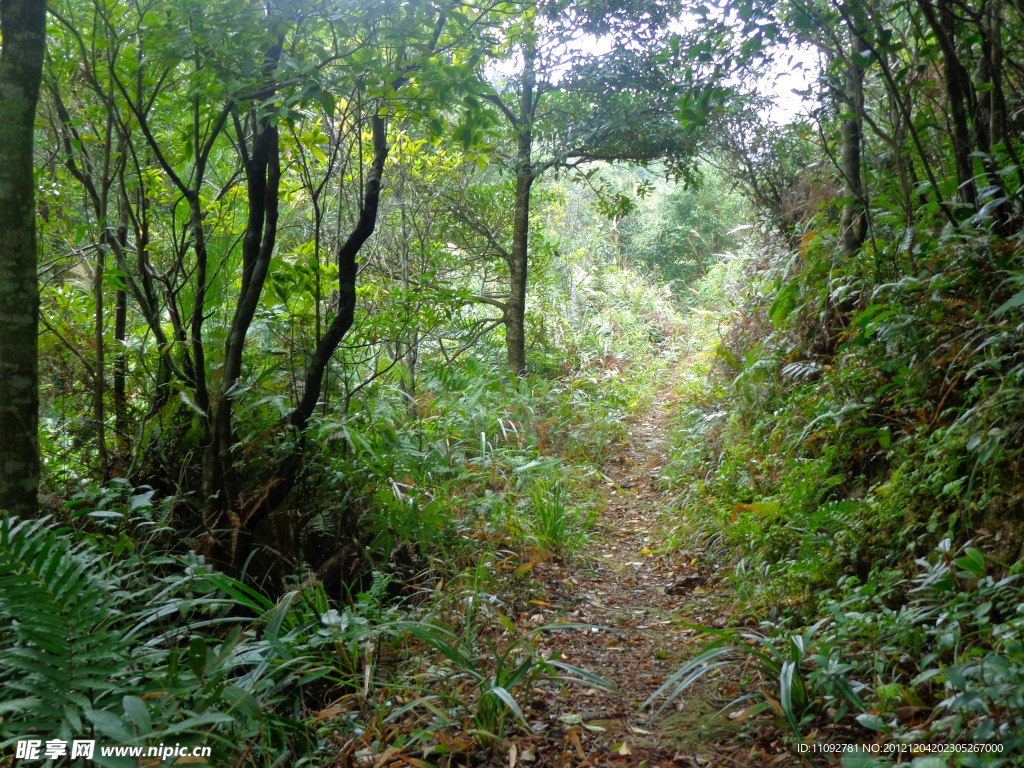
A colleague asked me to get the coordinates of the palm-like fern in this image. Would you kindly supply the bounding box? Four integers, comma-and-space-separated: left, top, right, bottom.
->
0, 514, 129, 739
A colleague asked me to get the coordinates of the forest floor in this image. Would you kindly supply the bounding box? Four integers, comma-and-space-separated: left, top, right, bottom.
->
347, 367, 803, 768
506, 376, 783, 768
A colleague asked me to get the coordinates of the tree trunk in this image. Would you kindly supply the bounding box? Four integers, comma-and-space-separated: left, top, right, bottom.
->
113, 197, 129, 464
974, 10, 1009, 231
506, 171, 533, 375
398, 151, 418, 420
0, 0, 46, 517
290, 114, 389, 434
191, 192, 217, 511
205, 117, 280, 519
987, 0, 1024, 194
506, 37, 536, 377
840, 6, 868, 259
917, 0, 978, 208
93, 243, 109, 480
235, 114, 390, 549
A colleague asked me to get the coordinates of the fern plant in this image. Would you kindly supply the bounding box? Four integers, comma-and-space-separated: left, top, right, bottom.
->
0, 514, 324, 764
0, 513, 130, 741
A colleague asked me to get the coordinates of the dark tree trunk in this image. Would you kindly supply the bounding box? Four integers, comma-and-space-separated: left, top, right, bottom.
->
113, 200, 129, 464
975, 35, 994, 157
93, 240, 109, 480
987, 0, 1024, 193
840, 6, 869, 260
917, 0, 978, 208
190, 192, 216, 509
290, 115, 389, 433
397, 158, 418, 420
0, 0, 46, 517
506, 169, 533, 375
236, 114, 389, 547
506, 37, 536, 377
974, 10, 1009, 230
204, 116, 280, 519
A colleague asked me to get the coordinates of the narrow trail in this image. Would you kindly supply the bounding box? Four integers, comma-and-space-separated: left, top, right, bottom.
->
517, 375, 743, 768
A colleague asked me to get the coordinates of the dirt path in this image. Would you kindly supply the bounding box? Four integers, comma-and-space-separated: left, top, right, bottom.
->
514, 381, 745, 768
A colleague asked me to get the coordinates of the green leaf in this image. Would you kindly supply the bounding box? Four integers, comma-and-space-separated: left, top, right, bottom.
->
484, 685, 527, 725
0, 514, 130, 735
643, 643, 737, 715
945, 665, 968, 690
178, 391, 207, 418
546, 661, 619, 693
956, 549, 985, 576
779, 661, 803, 740
842, 748, 881, 768
769, 283, 799, 326
85, 710, 137, 743
855, 713, 885, 730
122, 695, 152, 734
189, 637, 207, 677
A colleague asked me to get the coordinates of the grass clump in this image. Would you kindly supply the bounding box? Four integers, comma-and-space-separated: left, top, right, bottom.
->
520, 470, 592, 558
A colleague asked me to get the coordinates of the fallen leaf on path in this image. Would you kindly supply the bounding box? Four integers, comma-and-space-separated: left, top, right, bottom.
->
313, 704, 349, 721
894, 705, 930, 723
396, 757, 436, 768
514, 560, 539, 576
728, 704, 757, 722
567, 729, 585, 758
760, 688, 785, 717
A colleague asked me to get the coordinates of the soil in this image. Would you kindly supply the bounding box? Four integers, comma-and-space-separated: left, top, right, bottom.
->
503, 382, 781, 768
343, 375, 802, 768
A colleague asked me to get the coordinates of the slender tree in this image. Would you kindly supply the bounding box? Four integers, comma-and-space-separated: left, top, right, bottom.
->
478, 2, 708, 374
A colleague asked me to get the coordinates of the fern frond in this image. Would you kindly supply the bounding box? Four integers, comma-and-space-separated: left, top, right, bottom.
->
0, 514, 129, 736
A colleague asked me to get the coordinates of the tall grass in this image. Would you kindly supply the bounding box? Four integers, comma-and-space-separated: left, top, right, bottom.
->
522, 471, 591, 557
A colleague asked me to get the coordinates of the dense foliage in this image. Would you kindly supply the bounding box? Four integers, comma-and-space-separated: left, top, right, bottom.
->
654, 0, 1024, 760
5, 0, 1024, 762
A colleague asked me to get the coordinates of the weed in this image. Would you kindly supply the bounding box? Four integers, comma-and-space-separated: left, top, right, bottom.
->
644, 619, 865, 740
391, 616, 615, 749
520, 471, 591, 558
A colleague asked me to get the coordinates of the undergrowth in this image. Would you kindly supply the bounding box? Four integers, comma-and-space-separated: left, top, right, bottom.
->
664, 232, 1024, 764
0, 261, 680, 767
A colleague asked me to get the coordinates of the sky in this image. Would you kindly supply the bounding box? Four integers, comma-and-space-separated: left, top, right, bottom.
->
759, 45, 820, 124
491, 18, 821, 127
